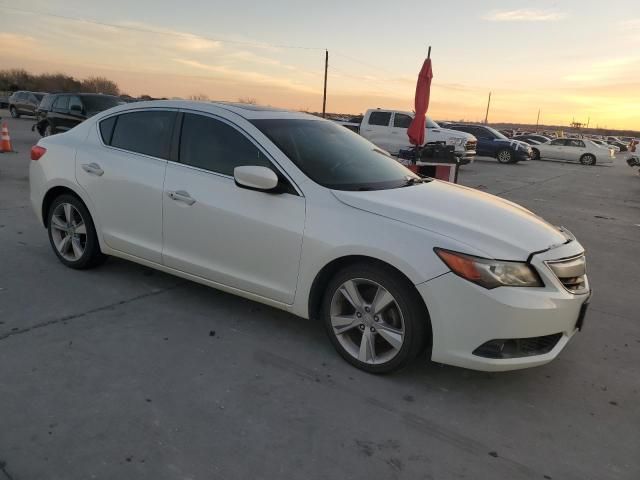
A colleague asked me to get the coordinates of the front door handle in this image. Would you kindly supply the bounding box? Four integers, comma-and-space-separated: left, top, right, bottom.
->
166, 190, 196, 206
81, 163, 104, 176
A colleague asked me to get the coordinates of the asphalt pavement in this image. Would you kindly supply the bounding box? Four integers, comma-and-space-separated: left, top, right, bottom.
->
0, 111, 638, 480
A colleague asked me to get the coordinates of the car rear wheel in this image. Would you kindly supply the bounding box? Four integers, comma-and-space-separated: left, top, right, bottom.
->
47, 194, 106, 269
497, 148, 515, 163
10, 106, 19, 118
531, 148, 540, 160
321, 263, 428, 373
580, 154, 596, 166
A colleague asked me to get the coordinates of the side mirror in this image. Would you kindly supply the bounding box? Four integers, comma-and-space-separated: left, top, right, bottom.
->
70, 104, 83, 115
234, 166, 279, 192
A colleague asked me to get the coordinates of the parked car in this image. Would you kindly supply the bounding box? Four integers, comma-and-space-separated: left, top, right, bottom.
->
531, 138, 614, 165
334, 109, 477, 164
512, 134, 552, 145
29, 101, 591, 373
446, 124, 532, 163
34, 93, 123, 137
591, 139, 619, 152
606, 139, 628, 152
8, 91, 46, 118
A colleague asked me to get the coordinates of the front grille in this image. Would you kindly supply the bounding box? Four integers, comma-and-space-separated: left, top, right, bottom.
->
473, 333, 563, 359
546, 254, 588, 294
465, 140, 477, 151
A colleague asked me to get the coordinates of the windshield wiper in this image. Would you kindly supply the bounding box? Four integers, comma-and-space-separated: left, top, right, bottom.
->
401, 176, 425, 187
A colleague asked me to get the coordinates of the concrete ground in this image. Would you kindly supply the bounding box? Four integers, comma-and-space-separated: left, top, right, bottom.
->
0, 111, 638, 480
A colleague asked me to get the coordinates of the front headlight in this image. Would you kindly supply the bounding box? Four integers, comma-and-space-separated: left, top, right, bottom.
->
435, 249, 543, 289
447, 137, 465, 147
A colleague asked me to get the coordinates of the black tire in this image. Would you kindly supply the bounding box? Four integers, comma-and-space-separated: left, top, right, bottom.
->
47, 194, 106, 269
580, 154, 596, 166
531, 148, 540, 160
496, 148, 515, 164
321, 262, 429, 374
10, 106, 19, 118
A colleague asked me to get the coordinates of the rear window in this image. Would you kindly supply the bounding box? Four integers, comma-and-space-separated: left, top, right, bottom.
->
81, 95, 123, 114
99, 116, 117, 144
368, 111, 391, 126
110, 110, 177, 159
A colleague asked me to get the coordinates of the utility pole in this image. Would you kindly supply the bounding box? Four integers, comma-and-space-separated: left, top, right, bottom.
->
484, 91, 491, 124
586, 116, 590, 128
536, 109, 540, 131
322, 49, 328, 118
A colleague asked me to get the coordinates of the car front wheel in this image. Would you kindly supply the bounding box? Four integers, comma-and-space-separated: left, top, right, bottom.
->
321, 263, 428, 373
496, 148, 515, 163
47, 194, 106, 269
531, 148, 540, 160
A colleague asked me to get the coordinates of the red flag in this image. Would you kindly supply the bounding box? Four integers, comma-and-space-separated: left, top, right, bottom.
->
407, 57, 433, 146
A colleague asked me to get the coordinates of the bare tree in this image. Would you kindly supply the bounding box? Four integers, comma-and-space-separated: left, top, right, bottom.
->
81, 76, 120, 95
189, 94, 210, 101
237, 97, 258, 105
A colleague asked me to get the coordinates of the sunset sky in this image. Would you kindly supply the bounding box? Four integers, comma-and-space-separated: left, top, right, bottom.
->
2, 0, 640, 129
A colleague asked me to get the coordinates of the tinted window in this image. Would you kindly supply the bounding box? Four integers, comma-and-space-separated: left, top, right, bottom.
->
550, 139, 566, 146
68, 96, 83, 112
99, 116, 117, 144
52, 96, 69, 112
81, 95, 122, 114
40, 95, 54, 110
252, 118, 421, 191
111, 110, 176, 159
393, 113, 413, 129
568, 140, 585, 147
368, 111, 392, 126
180, 114, 271, 175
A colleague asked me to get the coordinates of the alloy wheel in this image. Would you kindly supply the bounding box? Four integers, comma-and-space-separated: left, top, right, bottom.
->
50, 203, 87, 261
329, 278, 405, 365
497, 150, 512, 163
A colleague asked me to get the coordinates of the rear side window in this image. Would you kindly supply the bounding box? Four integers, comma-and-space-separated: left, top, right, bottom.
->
393, 113, 412, 129
368, 111, 392, 126
99, 116, 117, 144
110, 110, 177, 159
179, 113, 271, 176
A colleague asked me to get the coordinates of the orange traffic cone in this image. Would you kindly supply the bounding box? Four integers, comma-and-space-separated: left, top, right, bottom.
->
0, 122, 14, 153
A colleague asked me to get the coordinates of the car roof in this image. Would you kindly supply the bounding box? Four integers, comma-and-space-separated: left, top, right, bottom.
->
100, 100, 317, 121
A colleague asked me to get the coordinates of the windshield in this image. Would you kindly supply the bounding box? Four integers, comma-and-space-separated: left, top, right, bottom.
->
251, 119, 421, 191
485, 126, 508, 140
425, 116, 439, 128
82, 95, 123, 114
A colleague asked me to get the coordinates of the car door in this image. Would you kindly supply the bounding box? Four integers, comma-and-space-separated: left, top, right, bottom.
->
162, 111, 305, 304
361, 111, 394, 152
51, 95, 71, 131
469, 127, 493, 156
564, 139, 587, 162
76, 109, 177, 263
544, 139, 568, 159
390, 112, 413, 151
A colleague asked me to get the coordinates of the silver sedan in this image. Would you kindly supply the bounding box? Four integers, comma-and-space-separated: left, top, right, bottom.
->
531, 138, 614, 165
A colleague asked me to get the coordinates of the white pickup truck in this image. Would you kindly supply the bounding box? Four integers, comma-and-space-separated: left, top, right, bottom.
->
336, 108, 477, 164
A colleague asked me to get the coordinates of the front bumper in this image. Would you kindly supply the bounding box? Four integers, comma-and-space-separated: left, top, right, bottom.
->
418, 241, 590, 371
514, 149, 532, 161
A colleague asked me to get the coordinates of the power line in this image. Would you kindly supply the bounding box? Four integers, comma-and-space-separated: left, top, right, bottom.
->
0, 4, 325, 51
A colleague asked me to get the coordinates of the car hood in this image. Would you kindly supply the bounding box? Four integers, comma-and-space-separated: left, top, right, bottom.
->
332, 181, 568, 260
434, 127, 476, 141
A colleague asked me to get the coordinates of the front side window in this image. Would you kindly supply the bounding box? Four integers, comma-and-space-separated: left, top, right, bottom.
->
393, 113, 413, 129
68, 96, 83, 113
179, 113, 271, 176
110, 110, 177, 159
368, 111, 392, 126
252, 118, 420, 191
52, 96, 69, 112
550, 139, 566, 146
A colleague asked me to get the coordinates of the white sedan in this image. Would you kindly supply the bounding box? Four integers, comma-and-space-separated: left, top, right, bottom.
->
29, 101, 590, 373
531, 138, 614, 165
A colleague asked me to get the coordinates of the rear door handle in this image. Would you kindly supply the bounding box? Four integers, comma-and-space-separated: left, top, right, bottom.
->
81, 163, 104, 176
166, 190, 196, 206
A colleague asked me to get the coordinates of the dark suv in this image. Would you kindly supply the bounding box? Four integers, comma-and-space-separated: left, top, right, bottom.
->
9, 91, 46, 118
446, 124, 532, 163
35, 93, 123, 136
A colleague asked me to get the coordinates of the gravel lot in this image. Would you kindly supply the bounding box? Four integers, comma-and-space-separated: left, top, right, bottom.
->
1, 111, 638, 480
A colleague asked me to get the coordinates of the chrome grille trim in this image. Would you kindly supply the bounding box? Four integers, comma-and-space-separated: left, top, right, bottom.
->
545, 254, 589, 295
